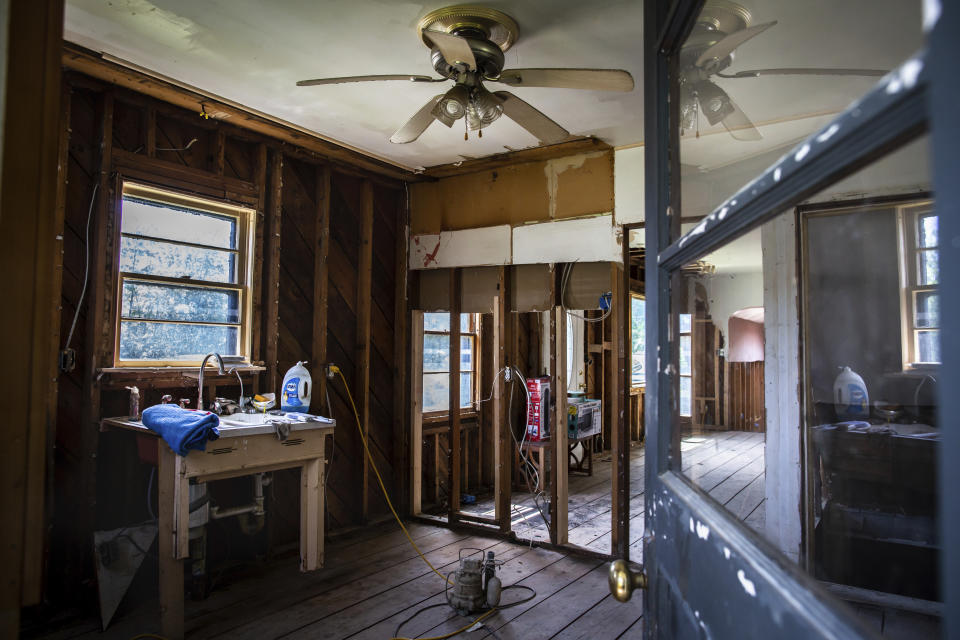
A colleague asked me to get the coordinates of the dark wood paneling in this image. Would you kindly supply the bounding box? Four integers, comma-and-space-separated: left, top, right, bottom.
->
46, 72, 408, 607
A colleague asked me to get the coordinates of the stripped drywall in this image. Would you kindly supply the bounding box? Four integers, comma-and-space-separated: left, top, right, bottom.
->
409, 214, 621, 269
409, 149, 614, 234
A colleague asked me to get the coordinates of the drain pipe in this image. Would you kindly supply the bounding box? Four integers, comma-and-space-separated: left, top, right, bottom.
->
210, 473, 269, 534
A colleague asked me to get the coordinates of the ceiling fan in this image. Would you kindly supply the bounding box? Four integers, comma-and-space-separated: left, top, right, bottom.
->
679, 0, 888, 141
296, 5, 634, 145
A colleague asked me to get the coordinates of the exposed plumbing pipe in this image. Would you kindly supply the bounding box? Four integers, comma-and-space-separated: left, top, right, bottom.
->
209, 473, 268, 536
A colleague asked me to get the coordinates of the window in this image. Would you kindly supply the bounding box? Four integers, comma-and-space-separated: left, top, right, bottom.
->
422, 313, 478, 414
899, 202, 939, 365
631, 295, 646, 386
679, 314, 692, 417
115, 183, 254, 366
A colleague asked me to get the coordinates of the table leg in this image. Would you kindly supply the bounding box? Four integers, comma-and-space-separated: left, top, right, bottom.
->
300, 457, 324, 571
157, 445, 184, 640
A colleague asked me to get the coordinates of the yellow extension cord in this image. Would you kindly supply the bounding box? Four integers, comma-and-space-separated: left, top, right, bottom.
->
130, 369, 490, 640
331, 367, 499, 640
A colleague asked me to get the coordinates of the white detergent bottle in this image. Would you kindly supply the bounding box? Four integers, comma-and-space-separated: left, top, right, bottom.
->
834, 366, 869, 420
281, 361, 312, 412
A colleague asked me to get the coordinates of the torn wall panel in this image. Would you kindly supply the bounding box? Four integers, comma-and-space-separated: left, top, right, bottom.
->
409, 225, 511, 270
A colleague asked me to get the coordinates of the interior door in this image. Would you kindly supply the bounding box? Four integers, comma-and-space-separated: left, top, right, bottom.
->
615, 0, 958, 637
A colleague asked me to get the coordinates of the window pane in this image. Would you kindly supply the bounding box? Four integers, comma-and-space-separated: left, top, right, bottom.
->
679, 313, 691, 334
424, 313, 449, 332
121, 197, 237, 249
679, 335, 692, 376
461, 373, 472, 408
919, 249, 939, 286
632, 297, 646, 385
120, 236, 236, 283
423, 334, 450, 372
919, 214, 938, 248
674, 1, 921, 245
122, 281, 240, 324
460, 314, 470, 333
916, 330, 940, 363
118, 321, 239, 361
460, 336, 473, 371
423, 373, 449, 413
679, 376, 691, 417
915, 291, 939, 329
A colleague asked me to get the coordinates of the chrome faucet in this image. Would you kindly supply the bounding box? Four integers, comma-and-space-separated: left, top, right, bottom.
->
198, 353, 228, 411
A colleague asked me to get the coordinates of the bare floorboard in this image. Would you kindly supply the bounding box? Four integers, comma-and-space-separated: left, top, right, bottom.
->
452, 430, 767, 554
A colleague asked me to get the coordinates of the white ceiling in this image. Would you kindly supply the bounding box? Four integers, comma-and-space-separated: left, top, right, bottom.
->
64, 0, 645, 170
63, 0, 922, 172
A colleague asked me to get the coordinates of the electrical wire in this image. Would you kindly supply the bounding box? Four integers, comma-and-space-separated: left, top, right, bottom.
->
331, 366, 453, 586
64, 182, 100, 353
562, 262, 612, 323
392, 584, 538, 640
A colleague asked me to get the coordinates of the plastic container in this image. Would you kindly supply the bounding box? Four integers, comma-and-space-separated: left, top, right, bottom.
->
281, 361, 312, 412
834, 366, 869, 420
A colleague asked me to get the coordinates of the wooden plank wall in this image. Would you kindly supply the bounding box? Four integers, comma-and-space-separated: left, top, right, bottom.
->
48, 72, 408, 607
728, 361, 766, 432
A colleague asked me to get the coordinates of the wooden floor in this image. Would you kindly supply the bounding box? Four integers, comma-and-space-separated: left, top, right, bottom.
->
29, 520, 643, 639
458, 430, 766, 557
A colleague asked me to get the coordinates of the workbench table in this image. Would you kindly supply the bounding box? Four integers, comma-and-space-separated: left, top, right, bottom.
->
101, 416, 335, 639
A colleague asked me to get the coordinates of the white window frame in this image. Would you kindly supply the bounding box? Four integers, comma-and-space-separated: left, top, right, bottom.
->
897, 200, 938, 368
114, 182, 256, 367
422, 312, 480, 418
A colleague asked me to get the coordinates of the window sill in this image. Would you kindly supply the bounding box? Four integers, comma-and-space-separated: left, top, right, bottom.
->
97, 364, 265, 390
422, 411, 479, 425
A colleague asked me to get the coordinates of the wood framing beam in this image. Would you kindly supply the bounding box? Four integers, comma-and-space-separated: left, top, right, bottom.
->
394, 191, 411, 514
494, 266, 513, 533
357, 180, 374, 520
251, 143, 268, 384
612, 261, 629, 558
264, 150, 283, 392
552, 305, 569, 545
448, 268, 462, 523
0, 0, 65, 620
311, 166, 331, 414
422, 137, 611, 179
410, 308, 424, 516
62, 43, 424, 183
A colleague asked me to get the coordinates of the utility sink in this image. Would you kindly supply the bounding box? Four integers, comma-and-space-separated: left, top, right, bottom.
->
219, 412, 275, 427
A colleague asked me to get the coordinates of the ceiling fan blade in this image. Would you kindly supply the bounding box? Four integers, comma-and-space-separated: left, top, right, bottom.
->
297, 74, 445, 86
494, 69, 634, 92
493, 91, 570, 145
717, 67, 888, 79
720, 96, 762, 141
390, 95, 445, 144
695, 21, 777, 68
423, 30, 477, 71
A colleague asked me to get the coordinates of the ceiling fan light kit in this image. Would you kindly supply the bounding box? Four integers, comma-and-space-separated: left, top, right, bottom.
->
297, 4, 634, 145
678, 0, 890, 142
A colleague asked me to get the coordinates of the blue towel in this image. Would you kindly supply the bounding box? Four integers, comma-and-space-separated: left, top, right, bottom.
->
142, 404, 220, 456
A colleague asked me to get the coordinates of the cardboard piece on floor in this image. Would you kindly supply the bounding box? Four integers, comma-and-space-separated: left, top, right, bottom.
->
94, 523, 158, 630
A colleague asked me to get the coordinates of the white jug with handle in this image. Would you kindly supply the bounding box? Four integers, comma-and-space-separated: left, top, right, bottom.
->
834, 366, 869, 420
281, 361, 312, 412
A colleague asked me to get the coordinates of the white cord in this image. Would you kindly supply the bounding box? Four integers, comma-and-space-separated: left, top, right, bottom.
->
562, 262, 612, 323
64, 182, 99, 351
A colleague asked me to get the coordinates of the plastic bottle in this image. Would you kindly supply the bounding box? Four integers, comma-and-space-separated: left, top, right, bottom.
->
833, 366, 869, 420
281, 361, 312, 412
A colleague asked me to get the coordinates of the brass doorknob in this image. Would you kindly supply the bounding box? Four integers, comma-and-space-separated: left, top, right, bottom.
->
609, 559, 647, 602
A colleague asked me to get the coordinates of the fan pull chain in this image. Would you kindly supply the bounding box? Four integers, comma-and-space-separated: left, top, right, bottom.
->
464, 117, 468, 141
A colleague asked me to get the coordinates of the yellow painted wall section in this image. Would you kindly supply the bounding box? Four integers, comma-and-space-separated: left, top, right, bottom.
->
410, 149, 614, 234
